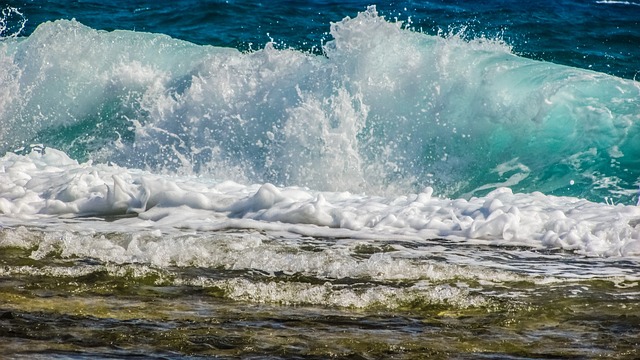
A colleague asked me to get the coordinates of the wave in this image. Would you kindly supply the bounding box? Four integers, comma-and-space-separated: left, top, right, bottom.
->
1, 6, 639, 202
2, 147, 640, 257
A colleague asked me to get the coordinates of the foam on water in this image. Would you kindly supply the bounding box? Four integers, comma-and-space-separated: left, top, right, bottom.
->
1, 7, 640, 266
596, 0, 640, 6
0, 258, 491, 310
1, 148, 640, 259
1, 6, 639, 202
2, 224, 639, 313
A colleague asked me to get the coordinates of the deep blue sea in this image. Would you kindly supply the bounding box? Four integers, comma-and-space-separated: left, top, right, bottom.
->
1, 1, 640, 358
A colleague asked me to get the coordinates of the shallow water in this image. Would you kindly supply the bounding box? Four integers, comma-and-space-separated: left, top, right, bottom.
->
1, 225, 640, 358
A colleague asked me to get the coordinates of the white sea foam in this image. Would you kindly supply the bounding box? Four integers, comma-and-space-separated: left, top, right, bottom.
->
1, 148, 640, 259
596, 0, 640, 6
0, 260, 492, 309
188, 277, 490, 309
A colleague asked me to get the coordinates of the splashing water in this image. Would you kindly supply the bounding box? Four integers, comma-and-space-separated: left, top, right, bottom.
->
1, 6, 639, 204
1, 4, 640, 358
0, 7, 26, 39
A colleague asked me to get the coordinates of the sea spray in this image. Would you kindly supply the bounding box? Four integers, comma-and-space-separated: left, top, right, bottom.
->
0, 5, 639, 224
0, 6, 26, 39
1, 7, 639, 203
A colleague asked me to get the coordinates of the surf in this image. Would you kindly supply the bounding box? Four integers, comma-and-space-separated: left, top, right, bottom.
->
1, 6, 640, 257
2, 7, 639, 203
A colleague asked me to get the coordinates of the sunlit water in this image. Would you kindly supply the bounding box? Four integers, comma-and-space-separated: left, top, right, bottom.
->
1, 1, 640, 358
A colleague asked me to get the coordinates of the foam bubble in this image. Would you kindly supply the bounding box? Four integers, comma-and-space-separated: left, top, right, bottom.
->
2, 149, 640, 259
186, 277, 490, 309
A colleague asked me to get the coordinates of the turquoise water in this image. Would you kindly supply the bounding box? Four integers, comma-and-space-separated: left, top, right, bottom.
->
1, 1, 640, 358
2, 3, 640, 202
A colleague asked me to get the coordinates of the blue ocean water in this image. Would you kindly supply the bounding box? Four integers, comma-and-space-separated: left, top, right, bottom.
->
1, 2, 640, 358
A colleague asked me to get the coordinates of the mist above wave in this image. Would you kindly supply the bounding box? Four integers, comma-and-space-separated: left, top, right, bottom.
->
1, 6, 639, 202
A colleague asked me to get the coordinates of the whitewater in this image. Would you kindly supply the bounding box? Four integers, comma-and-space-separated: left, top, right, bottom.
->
1, 6, 639, 256
1, 4, 640, 358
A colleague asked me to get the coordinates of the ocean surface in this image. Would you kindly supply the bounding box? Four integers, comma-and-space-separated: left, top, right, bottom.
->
1, 0, 640, 358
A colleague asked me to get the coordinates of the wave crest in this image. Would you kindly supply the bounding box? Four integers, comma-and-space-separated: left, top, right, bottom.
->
1, 6, 639, 202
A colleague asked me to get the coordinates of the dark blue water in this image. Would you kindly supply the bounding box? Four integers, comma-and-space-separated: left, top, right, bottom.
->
5, 0, 640, 79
